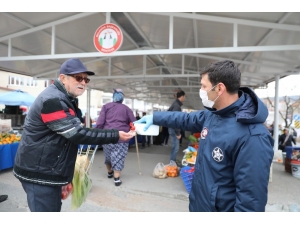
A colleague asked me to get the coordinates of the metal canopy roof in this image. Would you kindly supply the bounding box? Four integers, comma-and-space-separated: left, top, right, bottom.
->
1, 12, 300, 110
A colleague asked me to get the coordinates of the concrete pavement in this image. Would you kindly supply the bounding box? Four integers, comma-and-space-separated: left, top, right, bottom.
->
1, 138, 300, 212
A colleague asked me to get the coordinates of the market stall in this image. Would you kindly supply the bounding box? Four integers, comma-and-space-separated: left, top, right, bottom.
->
179, 133, 200, 193
284, 146, 300, 173
0, 89, 36, 106
152, 132, 200, 190
0, 142, 19, 171
0, 89, 36, 131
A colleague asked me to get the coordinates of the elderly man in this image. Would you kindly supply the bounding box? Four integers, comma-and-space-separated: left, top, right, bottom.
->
13, 58, 134, 212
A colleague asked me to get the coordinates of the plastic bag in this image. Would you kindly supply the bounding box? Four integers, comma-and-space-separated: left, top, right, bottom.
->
165, 160, 179, 177
76, 154, 90, 172
153, 162, 168, 179
71, 154, 92, 210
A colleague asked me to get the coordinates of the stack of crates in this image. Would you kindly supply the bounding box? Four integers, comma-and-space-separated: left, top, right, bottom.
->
180, 166, 195, 194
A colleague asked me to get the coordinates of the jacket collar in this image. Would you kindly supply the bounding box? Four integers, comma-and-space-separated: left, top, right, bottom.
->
176, 99, 183, 106
205, 90, 244, 116
54, 78, 76, 102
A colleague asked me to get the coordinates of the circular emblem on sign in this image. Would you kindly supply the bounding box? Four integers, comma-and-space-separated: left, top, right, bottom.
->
93, 23, 123, 54
212, 147, 224, 162
201, 127, 208, 139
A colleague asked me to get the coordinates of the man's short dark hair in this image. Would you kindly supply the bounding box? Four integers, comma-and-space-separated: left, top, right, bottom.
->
177, 90, 185, 98
200, 60, 241, 94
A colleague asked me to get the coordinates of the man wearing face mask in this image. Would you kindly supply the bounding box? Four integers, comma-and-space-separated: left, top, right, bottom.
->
134, 60, 274, 212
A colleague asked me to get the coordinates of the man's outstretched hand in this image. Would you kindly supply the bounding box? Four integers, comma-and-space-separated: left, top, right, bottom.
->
119, 131, 135, 141
133, 115, 153, 131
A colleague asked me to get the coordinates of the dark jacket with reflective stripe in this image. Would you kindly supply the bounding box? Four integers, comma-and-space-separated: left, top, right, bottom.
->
13, 79, 119, 186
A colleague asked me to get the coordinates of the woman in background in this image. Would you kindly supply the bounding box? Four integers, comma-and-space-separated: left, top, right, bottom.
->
96, 89, 136, 186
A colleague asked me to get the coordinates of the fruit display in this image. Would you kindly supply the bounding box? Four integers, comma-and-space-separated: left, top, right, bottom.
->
188, 134, 198, 143
188, 133, 200, 149
189, 143, 199, 150
193, 133, 200, 139
0, 133, 21, 145
184, 151, 197, 164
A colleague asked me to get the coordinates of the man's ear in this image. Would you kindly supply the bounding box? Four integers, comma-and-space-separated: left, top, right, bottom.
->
59, 74, 66, 84
217, 83, 226, 95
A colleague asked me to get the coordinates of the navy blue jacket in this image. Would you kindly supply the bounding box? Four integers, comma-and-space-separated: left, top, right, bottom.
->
153, 87, 274, 211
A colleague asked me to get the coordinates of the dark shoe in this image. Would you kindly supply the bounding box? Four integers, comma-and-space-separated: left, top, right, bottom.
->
0, 195, 8, 203
114, 177, 122, 186
141, 146, 145, 149
175, 160, 182, 167
107, 171, 114, 178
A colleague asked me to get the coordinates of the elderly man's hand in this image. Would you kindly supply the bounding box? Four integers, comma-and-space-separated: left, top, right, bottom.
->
118, 131, 134, 141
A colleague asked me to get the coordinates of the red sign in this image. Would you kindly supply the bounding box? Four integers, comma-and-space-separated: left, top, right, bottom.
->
93, 23, 123, 54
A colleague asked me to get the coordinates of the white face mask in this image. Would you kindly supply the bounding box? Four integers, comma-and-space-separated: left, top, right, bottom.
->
199, 84, 220, 108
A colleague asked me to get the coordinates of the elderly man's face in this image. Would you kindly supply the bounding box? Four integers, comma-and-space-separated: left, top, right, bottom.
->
60, 73, 89, 97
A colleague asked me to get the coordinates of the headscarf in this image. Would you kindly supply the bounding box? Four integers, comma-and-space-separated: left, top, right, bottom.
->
113, 89, 124, 103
